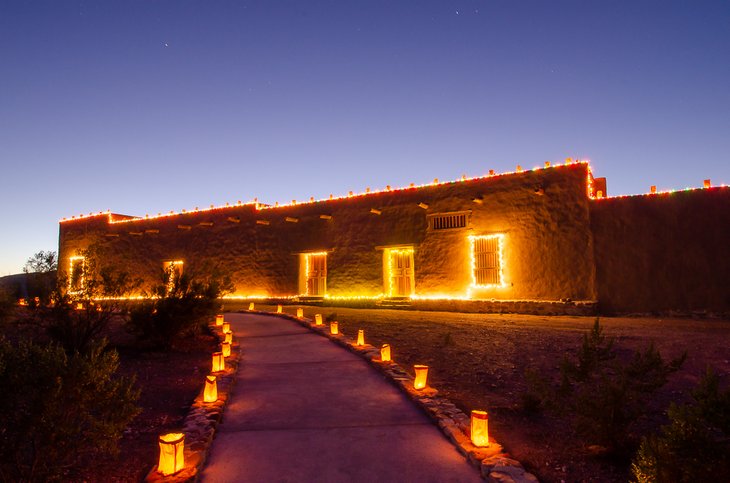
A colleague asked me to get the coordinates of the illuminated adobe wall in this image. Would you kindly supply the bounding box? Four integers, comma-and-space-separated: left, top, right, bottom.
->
58, 163, 597, 302
590, 187, 730, 314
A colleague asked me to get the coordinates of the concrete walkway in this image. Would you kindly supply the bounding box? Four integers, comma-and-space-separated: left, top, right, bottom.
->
200, 313, 481, 483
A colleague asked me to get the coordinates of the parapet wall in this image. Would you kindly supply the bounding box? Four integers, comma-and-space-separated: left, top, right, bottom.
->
58, 164, 596, 302
590, 187, 730, 315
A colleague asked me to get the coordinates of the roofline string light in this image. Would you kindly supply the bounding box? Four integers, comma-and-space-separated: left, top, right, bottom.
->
60, 159, 598, 224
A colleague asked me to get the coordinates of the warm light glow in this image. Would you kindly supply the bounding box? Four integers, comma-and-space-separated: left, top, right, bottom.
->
204, 375, 218, 403
469, 234, 506, 289
68, 256, 85, 294
315, 314, 323, 325
356, 329, 365, 346
158, 433, 185, 476
212, 352, 225, 372
381, 344, 391, 362
386, 247, 415, 297
76, 302, 84, 310
163, 260, 183, 294
471, 410, 489, 447
221, 341, 231, 358
222, 322, 230, 333
224, 331, 233, 344
330, 321, 339, 335
296, 308, 304, 318
276, 305, 282, 313
215, 314, 224, 326
248, 302, 254, 310
303, 252, 328, 297
413, 365, 429, 390
324, 293, 383, 301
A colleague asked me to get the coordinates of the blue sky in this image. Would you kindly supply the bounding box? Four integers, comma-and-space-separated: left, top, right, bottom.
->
1, 0, 728, 275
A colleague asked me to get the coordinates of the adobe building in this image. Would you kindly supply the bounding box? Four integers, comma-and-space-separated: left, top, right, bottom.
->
57, 161, 730, 316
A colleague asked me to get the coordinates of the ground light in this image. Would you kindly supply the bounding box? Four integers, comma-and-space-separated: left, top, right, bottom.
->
221, 341, 231, 358
381, 344, 391, 362
297, 308, 304, 318
212, 352, 225, 372
276, 305, 282, 313
204, 375, 218, 403
357, 329, 365, 346
248, 302, 254, 310
158, 433, 185, 475
413, 365, 429, 390
222, 322, 230, 333
330, 321, 339, 335
315, 314, 323, 325
471, 410, 489, 447
224, 331, 233, 344
215, 314, 224, 326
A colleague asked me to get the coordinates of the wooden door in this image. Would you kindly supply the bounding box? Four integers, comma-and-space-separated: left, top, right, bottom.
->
306, 253, 327, 296
389, 249, 414, 297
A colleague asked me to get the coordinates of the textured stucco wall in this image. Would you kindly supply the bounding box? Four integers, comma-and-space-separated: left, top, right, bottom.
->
590, 188, 730, 314
58, 164, 596, 301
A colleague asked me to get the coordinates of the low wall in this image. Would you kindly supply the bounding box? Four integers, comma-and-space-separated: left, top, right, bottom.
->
590, 187, 730, 315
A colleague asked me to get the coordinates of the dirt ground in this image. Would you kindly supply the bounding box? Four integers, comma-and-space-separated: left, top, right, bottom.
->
73, 326, 217, 482
245, 304, 730, 482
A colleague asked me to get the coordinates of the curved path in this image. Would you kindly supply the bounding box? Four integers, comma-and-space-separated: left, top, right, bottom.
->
200, 313, 481, 482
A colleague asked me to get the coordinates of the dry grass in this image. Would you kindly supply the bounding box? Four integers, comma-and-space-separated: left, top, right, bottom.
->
247, 304, 730, 482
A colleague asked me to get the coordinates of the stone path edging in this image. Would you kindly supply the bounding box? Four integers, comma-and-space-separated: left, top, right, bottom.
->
145, 323, 241, 482
252, 309, 539, 483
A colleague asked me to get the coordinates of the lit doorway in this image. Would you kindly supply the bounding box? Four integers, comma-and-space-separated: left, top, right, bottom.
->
385, 247, 415, 297
300, 252, 327, 297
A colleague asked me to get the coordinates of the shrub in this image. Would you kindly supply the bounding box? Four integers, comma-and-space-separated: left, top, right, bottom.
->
524, 319, 685, 453
0, 338, 140, 481
0, 285, 14, 324
36, 246, 141, 354
631, 368, 730, 482
127, 273, 227, 349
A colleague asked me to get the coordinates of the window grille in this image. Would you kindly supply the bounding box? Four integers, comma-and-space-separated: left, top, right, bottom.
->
472, 236, 502, 285
429, 212, 469, 230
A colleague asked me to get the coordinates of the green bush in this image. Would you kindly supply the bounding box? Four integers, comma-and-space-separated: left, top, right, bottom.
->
127, 273, 226, 349
0, 338, 140, 481
631, 368, 730, 482
524, 319, 685, 453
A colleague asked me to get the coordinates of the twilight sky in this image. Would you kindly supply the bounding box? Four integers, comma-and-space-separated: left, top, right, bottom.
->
1, 0, 728, 275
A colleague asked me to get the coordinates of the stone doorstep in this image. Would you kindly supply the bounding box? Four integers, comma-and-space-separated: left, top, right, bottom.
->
275, 311, 539, 482
144, 323, 242, 483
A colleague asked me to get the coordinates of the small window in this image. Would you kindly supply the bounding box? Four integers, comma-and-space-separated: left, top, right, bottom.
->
68, 256, 85, 293
470, 235, 504, 287
428, 212, 470, 230
163, 260, 184, 293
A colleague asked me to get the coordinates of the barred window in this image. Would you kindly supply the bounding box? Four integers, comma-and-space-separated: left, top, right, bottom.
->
429, 212, 469, 230
471, 235, 503, 286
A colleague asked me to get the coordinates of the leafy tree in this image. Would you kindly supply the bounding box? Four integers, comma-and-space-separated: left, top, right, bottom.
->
23, 250, 58, 274
631, 368, 730, 482
21, 250, 58, 306
0, 338, 140, 481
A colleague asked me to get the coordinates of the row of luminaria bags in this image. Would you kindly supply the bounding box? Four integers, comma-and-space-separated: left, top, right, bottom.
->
156, 306, 490, 476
